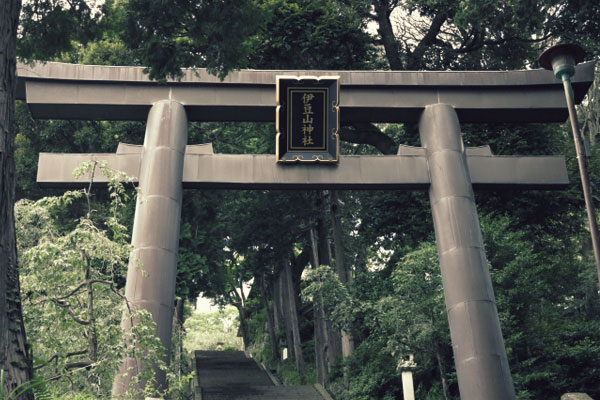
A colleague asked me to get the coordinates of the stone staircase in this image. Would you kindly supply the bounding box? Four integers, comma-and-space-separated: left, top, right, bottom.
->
194, 351, 330, 400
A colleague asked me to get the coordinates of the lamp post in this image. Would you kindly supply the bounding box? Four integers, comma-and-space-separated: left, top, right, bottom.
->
399, 354, 416, 400
539, 44, 600, 286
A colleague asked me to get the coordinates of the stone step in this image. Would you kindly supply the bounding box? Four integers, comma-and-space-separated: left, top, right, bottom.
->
194, 351, 330, 399
200, 384, 325, 400
195, 350, 274, 387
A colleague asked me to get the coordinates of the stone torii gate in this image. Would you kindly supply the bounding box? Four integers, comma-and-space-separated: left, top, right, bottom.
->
18, 61, 595, 399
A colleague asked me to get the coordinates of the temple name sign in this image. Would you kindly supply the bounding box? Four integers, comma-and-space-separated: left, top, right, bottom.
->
276, 76, 340, 163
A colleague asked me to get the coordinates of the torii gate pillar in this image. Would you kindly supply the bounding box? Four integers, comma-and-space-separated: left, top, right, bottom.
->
111, 100, 188, 395
419, 104, 515, 399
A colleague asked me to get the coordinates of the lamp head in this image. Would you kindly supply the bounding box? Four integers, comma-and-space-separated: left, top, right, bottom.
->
539, 43, 585, 80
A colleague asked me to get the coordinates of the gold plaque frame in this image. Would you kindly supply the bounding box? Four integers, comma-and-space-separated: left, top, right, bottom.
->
276, 75, 340, 163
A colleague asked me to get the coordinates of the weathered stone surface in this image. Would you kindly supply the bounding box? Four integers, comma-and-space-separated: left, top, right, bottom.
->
420, 104, 515, 400
561, 394, 593, 400
16, 61, 595, 123
37, 151, 569, 190
112, 100, 188, 395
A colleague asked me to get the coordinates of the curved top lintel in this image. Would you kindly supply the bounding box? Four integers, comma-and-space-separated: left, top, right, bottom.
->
16, 61, 596, 123
17, 60, 595, 87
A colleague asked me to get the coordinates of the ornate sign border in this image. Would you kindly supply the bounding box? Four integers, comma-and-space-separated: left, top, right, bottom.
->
276, 75, 340, 163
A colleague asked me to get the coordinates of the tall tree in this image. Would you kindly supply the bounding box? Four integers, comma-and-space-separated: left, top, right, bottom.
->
2, 0, 104, 393
0, 0, 105, 396
1, 0, 33, 396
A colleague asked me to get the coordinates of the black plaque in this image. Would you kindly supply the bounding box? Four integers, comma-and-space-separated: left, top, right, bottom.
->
276, 76, 339, 163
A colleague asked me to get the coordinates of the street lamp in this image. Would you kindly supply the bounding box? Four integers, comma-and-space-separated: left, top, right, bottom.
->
399, 354, 417, 400
539, 43, 600, 286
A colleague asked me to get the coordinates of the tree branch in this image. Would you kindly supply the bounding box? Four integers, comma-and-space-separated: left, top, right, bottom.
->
35, 350, 88, 370
407, 10, 451, 70
64, 361, 93, 370
51, 298, 90, 325
55, 279, 114, 301
373, 0, 403, 70
456, 31, 553, 54
339, 123, 397, 155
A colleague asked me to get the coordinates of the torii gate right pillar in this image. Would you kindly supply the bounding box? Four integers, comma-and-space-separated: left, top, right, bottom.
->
419, 104, 516, 399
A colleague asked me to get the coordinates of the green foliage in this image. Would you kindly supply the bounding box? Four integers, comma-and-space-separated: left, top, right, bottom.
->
16, 163, 133, 397
183, 306, 241, 352
337, 339, 403, 400
276, 359, 303, 385
275, 359, 316, 386
302, 265, 353, 331
481, 214, 600, 399
120, 309, 194, 400
177, 191, 228, 302
249, 0, 377, 70
117, 0, 266, 80
245, 303, 268, 350
16, 162, 193, 399
387, 243, 448, 360
76, 0, 140, 66
165, 321, 196, 400
336, 243, 455, 399
111, 0, 377, 80
18, 0, 101, 61
551, 0, 600, 56
0, 370, 50, 400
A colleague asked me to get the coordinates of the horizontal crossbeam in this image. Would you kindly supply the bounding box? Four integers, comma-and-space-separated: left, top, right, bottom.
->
17, 61, 595, 123
37, 145, 568, 190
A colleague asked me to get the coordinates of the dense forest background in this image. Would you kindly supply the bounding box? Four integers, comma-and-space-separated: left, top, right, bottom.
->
3, 0, 600, 399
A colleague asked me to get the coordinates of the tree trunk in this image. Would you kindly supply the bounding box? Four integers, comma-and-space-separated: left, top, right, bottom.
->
272, 275, 282, 337
324, 319, 341, 374
284, 258, 304, 376
173, 298, 184, 375
279, 271, 294, 361
315, 192, 342, 378
314, 296, 328, 386
86, 278, 98, 363
82, 256, 98, 364
260, 273, 279, 361
309, 227, 327, 384
315, 191, 332, 267
436, 347, 450, 400
234, 303, 249, 350
330, 191, 354, 388
330, 191, 348, 284
1, 0, 34, 397
373, 0, 404, 70
309, 225, 320, 269
405, 10, 451, 70
174, 297, 185, 328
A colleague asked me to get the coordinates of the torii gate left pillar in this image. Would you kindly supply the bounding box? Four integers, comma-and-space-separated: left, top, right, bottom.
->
111, 100, 188, 394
